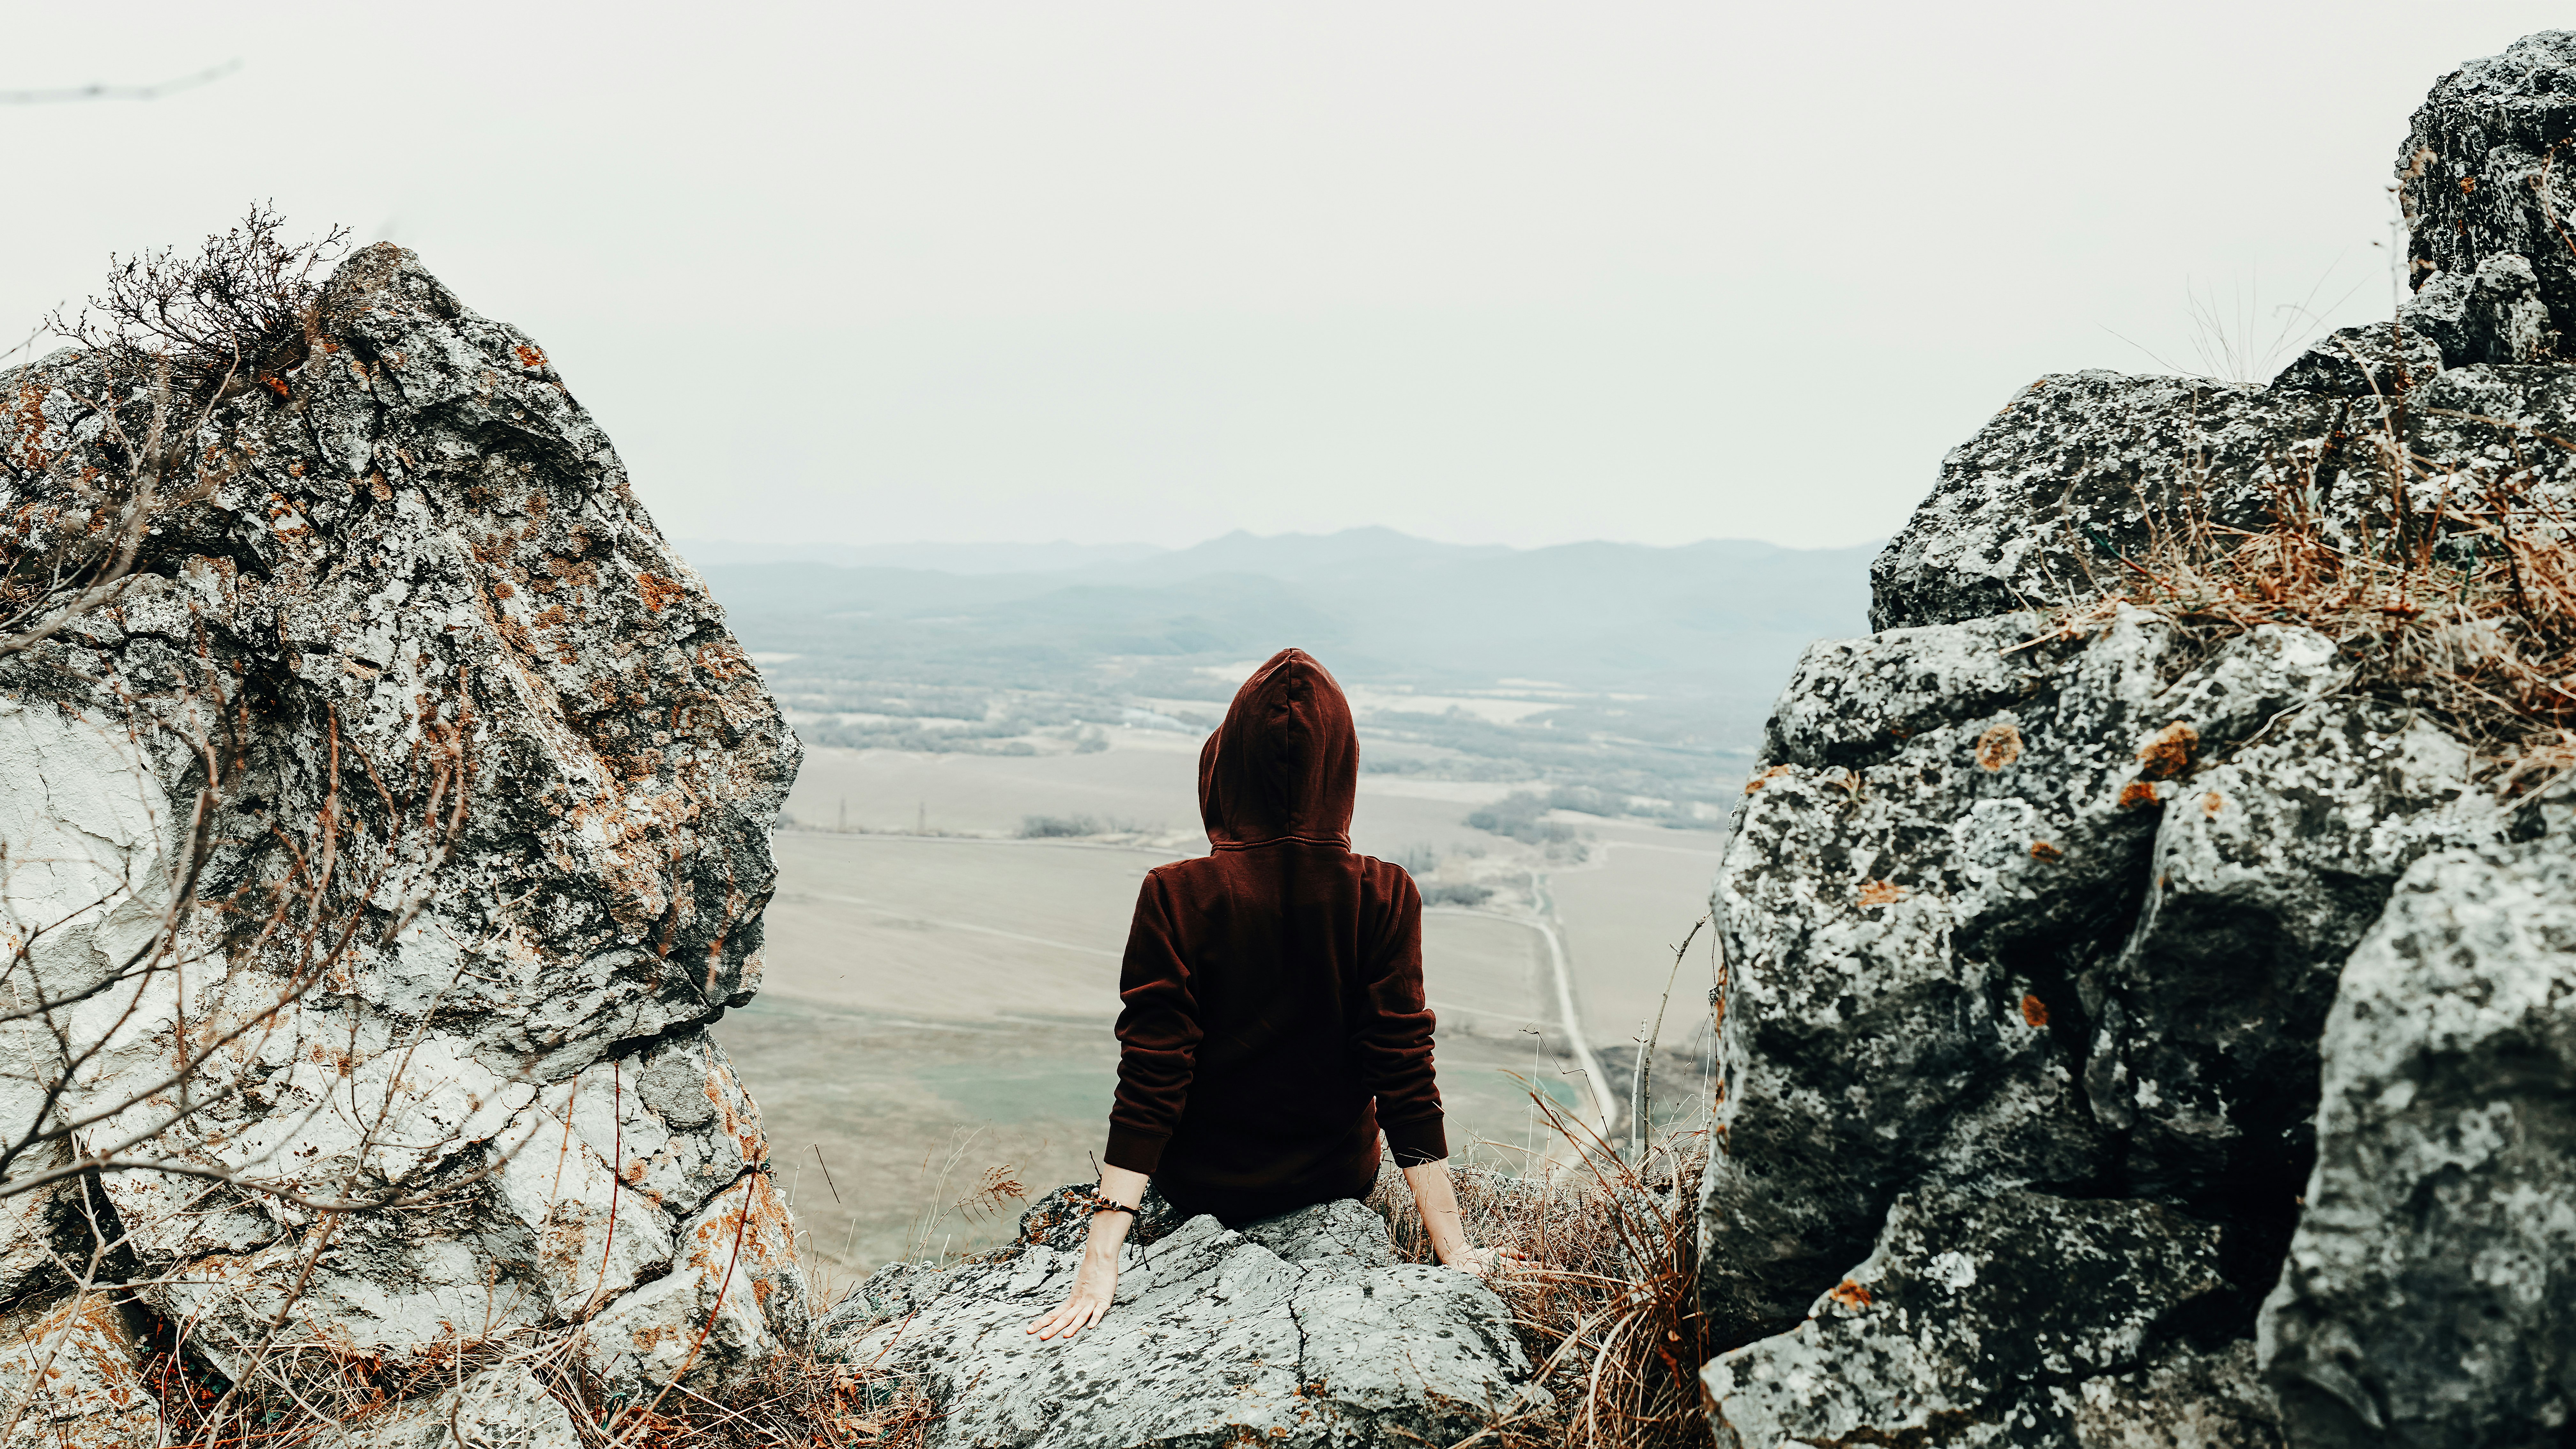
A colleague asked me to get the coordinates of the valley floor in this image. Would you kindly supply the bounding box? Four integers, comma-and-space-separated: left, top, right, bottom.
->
718, 730, 1724, 1272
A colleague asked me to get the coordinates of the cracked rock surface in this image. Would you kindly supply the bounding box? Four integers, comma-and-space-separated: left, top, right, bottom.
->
0, 243, 805, 1427
2258, 837, 2576, 1446
1705, 609, 2485, 1342
1705, 1188, 2279, 1448
818, 1192, 1531, 1449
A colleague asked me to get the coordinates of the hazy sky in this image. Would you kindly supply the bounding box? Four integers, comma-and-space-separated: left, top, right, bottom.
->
5, 4, 2566, 550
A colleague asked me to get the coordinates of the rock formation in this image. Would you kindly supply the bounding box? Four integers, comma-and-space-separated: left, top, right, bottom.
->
1706, 34, 2576, 1449
0, 244, 804, 1439
817, 1188, 1535, 1448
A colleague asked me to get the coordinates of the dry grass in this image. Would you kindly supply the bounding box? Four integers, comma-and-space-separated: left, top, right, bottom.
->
1368, 1103, 1714, 1449
2042, 394, 2576, 795
559, 1349, 942, 1449
122, 1317, 945, 1449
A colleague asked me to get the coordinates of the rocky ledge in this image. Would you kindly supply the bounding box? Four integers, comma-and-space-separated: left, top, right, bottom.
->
1701, 32, 2576, 1449
816, 1187, 1535, 1449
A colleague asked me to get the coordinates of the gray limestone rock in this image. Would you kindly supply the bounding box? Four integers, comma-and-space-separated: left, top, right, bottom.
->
2399, 31, 2576, 354
1868, 374, 2352, 631
1874, 32, 2576, 635
1703, 1188, 2280, 1448
0, 244, 806, 1405
2089, 698, 2495, 1215
1864, 355, 2576, 634
1705, 606, 2517, 1438
2397, 254, 2553, 368
1706, 610, 2380, 1337
2269, 321, 2443, 397
817, 1194, 1532, 1449
2257, 836, 2576, 1447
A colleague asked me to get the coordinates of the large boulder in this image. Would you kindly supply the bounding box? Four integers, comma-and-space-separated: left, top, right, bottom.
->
1708, 27, 2576, 1449
2257, 835, 2576, 1446
818, 1192, 1534, 1448
0, 244, 804, 1413
1704, 607, 2490, 1334
1703, 606, 2503, 1443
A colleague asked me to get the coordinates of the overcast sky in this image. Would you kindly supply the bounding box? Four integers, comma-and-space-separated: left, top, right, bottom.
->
5, 3, 2566, 551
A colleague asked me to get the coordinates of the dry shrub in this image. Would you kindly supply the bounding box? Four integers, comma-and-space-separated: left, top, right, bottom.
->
2046, 392, 2576, 794
52, 202, 349, 403
1369, 1101, 1714, 1449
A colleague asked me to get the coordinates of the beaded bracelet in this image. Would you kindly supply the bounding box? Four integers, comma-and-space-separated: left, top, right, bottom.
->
1069, 1185, 1137, 1217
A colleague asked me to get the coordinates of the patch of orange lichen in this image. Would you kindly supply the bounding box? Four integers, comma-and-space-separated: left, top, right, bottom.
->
2020, 993, 2050, 1027
1744, 765, 1797, 795
2029, 840, 2063, 862
2118, 779, 2163, 810
1856, 879, 1905, 907
2135, 720, 2199, 779
2202, 791, 2225, 817
1974, 722, 2023, 771
637, 573, 687, 612
1825, 1279, 1874, 1310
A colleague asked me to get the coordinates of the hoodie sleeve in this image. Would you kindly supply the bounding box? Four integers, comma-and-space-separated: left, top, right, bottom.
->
1356, 866, 1447, 1166
1105, 870, 1202, 1175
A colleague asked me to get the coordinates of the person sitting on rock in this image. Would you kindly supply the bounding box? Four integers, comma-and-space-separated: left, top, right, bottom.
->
1029, 647, 1500, 1341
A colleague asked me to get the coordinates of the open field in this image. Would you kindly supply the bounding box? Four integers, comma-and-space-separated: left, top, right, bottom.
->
721, 733, 1724, 1271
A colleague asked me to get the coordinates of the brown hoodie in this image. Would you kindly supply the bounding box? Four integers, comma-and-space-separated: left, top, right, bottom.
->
1103, 648, 1446, 1222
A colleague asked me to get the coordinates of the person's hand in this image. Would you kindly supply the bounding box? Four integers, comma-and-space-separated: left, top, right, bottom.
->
1444, 1245, 1532, 1278
1026, 1251, 1119, 1340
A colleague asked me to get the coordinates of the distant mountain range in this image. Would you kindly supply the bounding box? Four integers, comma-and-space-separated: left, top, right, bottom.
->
674, 539, 1168, 573
684, 527, 1878, 757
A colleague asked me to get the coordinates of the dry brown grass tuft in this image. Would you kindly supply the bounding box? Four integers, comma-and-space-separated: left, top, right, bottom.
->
2037, 395, 2576, 795
1369, 1101, 1714, 1449
125, 1333, 944, 1449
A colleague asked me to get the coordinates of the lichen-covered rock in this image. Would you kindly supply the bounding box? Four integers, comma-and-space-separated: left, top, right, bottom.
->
2399, 30, 2576, 353
1705, 608, 2515, 1437
0, 1295, 159, 1449
1702, 1188, 2280, 1448
1862, 356, 2576, 631
1868, 374, 2357, 631
2396, 254, 2553, 368
1874, 34, 2576, 635
2256, 836, 2576, 1447
1706, 610, 2383, 1335
2089, 696, 2493, 1219
818, 1195, 1531, 1448
0, 244, 804, 1405
2268, 321, 2443, 397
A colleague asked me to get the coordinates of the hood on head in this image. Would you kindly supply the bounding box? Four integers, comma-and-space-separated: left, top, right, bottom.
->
1199, 648, 1357, 849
